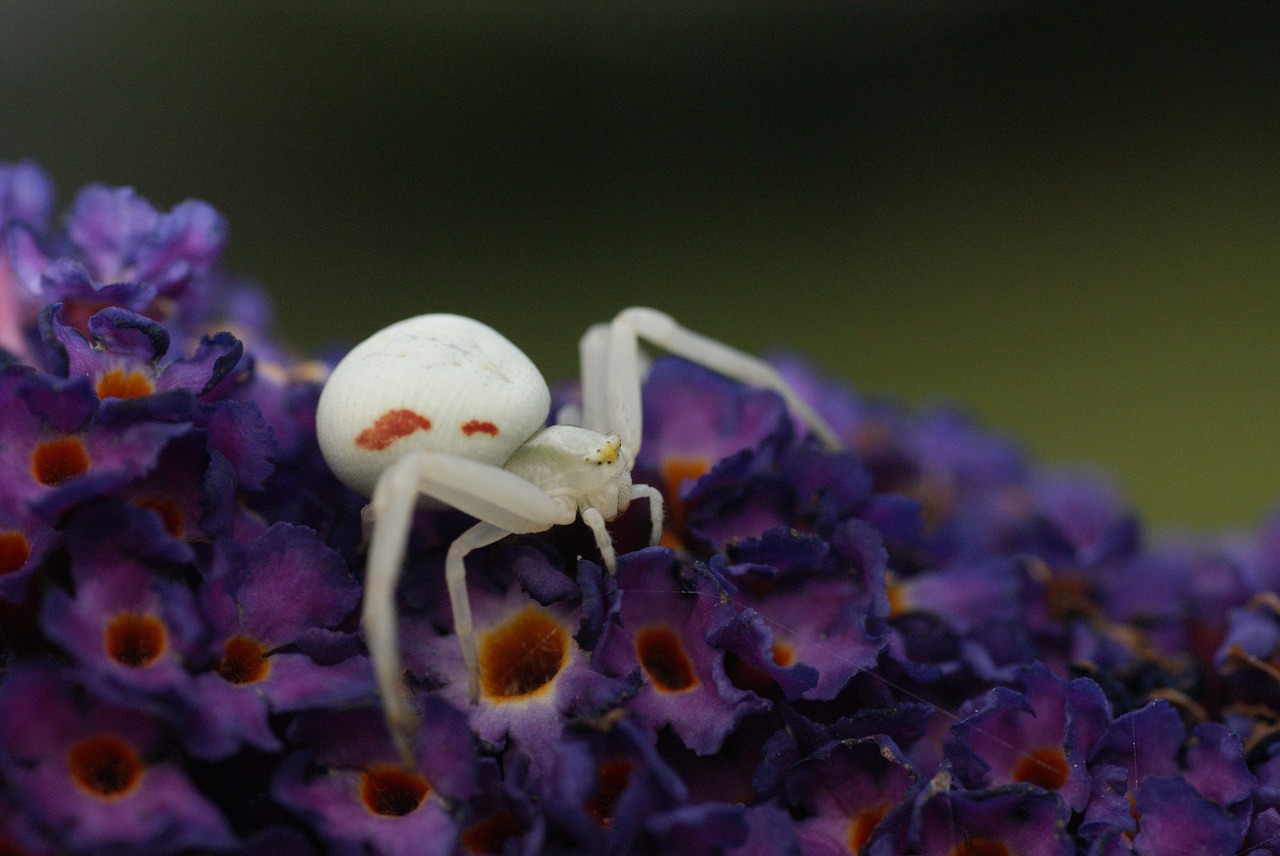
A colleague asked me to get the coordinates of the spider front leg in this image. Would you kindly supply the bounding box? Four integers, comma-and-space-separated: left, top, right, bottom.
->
576, 484, 663, 564
629, 484, 665, 547
363, 449, 573, 762
584, 306, 843, 457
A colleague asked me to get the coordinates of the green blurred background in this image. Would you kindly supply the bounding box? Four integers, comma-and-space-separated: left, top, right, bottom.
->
2, 2, 1278, 531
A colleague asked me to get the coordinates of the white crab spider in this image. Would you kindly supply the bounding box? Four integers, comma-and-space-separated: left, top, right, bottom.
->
315, 307, 840, 755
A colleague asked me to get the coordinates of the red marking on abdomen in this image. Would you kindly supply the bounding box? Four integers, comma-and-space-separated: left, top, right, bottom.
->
356, 409, 432, 450
461, 420, 499, 437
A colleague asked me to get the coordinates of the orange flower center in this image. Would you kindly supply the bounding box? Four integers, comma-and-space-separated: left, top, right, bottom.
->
949, 840, 1010, 856
848, 804, 891, 852
659, 456, 709, 546
635, 625, 698, 692
461, 810, 523, 853
479, 607, 569, 702
0, 531, 31, 576
67, 734, 143, 799
31, 437, 90, 486
359, 765, 430, 817
104, 613, 167, 667
96, 368, 154, 399
724, 640, 795, 694
134, 497, 185, 538
215, 635, 271, 684
1011, 745, 1069, 791
584, 758, 635, 826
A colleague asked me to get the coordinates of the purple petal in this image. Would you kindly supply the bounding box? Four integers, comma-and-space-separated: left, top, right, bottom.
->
0, 160, 54, 229
158, 332, 244, 397
133, 198, 227, 285
1132, 775, 1246, 856
67, 184, 158, 282
236, 522, 359, 645
257, 652, 375, 712
200, 399, 276, 489
87, 306, 170, 362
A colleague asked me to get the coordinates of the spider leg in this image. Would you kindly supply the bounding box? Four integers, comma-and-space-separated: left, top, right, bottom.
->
576, 322, 610, 432
581, 507, 616, 571
445, 521, 510, 703
363, 449, 573, 762
576, 319, 652, 437
628, 483, 664, 546
600, 306, 843, 456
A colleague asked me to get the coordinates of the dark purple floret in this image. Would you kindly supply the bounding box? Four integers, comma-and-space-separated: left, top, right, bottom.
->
1088, 699, 1185, 790
60, 184, 225, 297
1216, 593, 1280, 708
592, 548, 768, 755
186, 523, 371, 758
0, 508, 57, 605
637, 357, 791, 484
39, 501, 206, 702
1246, 802, 1280, 855
1182, 722, 1255, 826
1130, 775, 1247, 855
786, 735, 920, 855
730, 804, 805, 856
274, 696, 477, 856
541, 714, 689, 852
0, 362, 191, 524
709, 532, 888, 701
402, 545, 635, 777
637, 802, 750, 855
4, 179, 229, 363
947, 665, 1112, 811
1027, 469, 1136, 564
871, 782, 1073, 856
0, 664, 236, 853
456, 754, 546, 856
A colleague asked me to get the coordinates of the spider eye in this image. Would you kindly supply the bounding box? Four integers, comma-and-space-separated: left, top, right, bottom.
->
586, 437, 621, 466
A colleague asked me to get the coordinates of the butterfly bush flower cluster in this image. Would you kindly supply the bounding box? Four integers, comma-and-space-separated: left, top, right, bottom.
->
4, 160, 1280, 856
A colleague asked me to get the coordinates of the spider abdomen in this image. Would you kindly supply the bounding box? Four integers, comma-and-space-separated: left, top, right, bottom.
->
316, 314, 551, 497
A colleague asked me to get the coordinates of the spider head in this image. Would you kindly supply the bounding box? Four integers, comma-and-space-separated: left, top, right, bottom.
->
579, 433, 634, 520
505, 426, 636, 521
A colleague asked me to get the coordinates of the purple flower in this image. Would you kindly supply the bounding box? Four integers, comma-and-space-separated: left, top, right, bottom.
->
540, 714, 690, 853
947, 665, 1112, 811
1079, 699, 1255, 852
403, 545, 634, 776
635, 358, 793, 550
274, 696, 477, 856
786, 736, 920, 855
0, 507, 57, 606
6, 183, 227, 351
0, 665, 235, 853
38, 500, 208, 706
39, 303, 243, 401
869, 783, 1073, 856
455, 754, 546, 856
189, 522, 371, 758
1216, 593, 1280, 707
0, 161, 54, 358
0, 161, 53, 231
593, 548, 768, 755
708, 524, 888, 701
0, 362, 191, 524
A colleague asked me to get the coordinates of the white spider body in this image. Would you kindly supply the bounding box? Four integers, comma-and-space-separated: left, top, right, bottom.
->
504, 425, 634, 520
316, 307, 842, 761
317, 314, 550, 497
